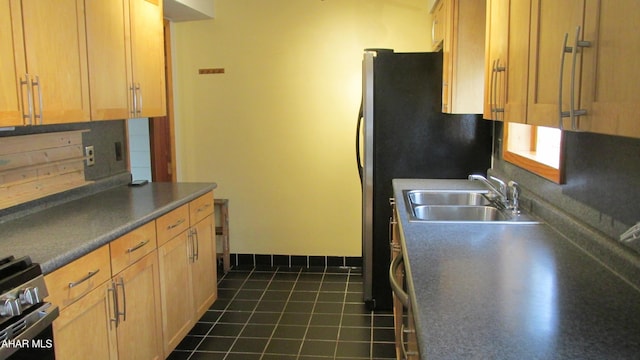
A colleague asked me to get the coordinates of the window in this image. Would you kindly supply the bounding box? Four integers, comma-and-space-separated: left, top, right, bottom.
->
503, 122, 564, 183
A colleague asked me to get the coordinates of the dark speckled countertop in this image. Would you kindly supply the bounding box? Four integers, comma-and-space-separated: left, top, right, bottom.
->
0, 182, 216, 274
393, 179, 640, 359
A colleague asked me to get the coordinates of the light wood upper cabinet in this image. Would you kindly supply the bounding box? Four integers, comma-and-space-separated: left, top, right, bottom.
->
85, 0, 131, 121
483, 0, 530, 123
580, 0, 640, 138
0, 1, 26, 126
86, 0, 166, 121
128, 0, 166, 118
483, 0, 508, 121
526, 0, 586, 129
486, 0, 640, 139
15, 0, 91, 124
440, 0, 486, 114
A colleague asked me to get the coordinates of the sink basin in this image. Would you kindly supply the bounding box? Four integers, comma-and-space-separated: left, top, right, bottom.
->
412, 205, 508, 222
403, 189, 541, 224
405, 190, 491, 206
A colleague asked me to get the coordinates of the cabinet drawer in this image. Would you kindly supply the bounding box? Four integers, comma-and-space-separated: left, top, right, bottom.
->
110, 221, 157, 275
189, 192, 214, 225
156, 204, 190, 246
45, 245, 111, 311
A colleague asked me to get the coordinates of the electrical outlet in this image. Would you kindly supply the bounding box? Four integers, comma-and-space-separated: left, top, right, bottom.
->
85, 145, 95, 166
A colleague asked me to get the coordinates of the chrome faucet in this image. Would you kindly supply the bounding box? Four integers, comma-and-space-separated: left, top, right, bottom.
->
468, 174, 508, 208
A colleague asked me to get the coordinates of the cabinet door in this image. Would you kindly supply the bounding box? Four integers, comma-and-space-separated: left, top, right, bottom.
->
20, 0, 90, 124
128, 0, 166, 118
580, 0, 640, 138
53, 281, 118, 360
191, 216, 217, 319
115, 251, 164, 360
483, 0, 509, 120
443, 0, 486, 114
158, 231, 194, 355
0, 0, 27, 126
85, 0, 131, 121
526, 0, 586, 128
502, 0, 530, 124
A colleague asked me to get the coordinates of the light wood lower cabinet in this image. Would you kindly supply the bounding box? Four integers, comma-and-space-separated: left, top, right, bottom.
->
158, 191, 217, 355
47, 230, 164, 360
113, 251, 163, 360
52, 280, 118, 360
46, 193, 217, 359
157, 230, 194, 354
390, 201, 419, 360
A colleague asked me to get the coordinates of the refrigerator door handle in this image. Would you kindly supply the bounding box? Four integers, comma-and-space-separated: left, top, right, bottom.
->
356, 101, 364, 184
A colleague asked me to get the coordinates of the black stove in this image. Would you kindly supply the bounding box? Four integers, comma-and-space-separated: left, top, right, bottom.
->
0, 255, 58, 360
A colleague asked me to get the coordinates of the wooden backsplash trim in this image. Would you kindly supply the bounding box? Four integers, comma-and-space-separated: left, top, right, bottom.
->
0, 130, 92, 210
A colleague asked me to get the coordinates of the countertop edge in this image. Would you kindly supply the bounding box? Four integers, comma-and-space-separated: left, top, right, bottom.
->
37, 183, 217, 274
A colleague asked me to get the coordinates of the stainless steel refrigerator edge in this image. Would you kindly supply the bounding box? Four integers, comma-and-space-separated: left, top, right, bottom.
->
357, 50, 493, 310
361, 50, 375, 310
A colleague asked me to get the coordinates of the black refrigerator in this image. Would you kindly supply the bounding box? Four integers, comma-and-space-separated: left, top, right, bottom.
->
357, 49, 493, 311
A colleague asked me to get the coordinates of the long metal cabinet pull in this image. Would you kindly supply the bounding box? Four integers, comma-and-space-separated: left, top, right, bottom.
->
559, 26, 591, 130
108, 282, 119, 328
400, 324, 419, 359
167, 218, 185, 230
489, 60, 496, 120
68, 269, 100, 288
570, 26, 590, 130
20, 75, 33, 124
192, 228, 199, 261
116, 278, 126, 322
494, 60, 505, 119
135, 83, 142, 115
558, 33, 571, 129
130, 84, 137, 116
31, 76, 43, 124
126, 239, 150, 253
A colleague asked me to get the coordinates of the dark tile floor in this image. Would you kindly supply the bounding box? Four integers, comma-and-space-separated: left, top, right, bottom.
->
168, 266, 396, 360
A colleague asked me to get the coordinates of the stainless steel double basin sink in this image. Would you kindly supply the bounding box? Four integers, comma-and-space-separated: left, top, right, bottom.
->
404, 189, 540, 224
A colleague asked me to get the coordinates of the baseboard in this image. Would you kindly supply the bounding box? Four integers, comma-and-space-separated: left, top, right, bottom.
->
229, 253, 362, 269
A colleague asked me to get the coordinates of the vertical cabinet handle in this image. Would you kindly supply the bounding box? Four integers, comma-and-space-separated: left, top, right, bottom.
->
489, 60, 497, 119
20, 75, 33, 124
569, 26, 590, 130
108, 282, 119, 328
558, 33, 571, 129
116, 278, 126, 322
130, 84, 137, 117
187, 228, 199, 263
559, 26, 591, 130
135, 83, 142, 115
192, 228, 199, 261
494, 60, 505, 120
31, 76, 43, 124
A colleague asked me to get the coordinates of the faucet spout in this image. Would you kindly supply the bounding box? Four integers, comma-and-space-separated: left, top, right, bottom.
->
468, 174, 508, 207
